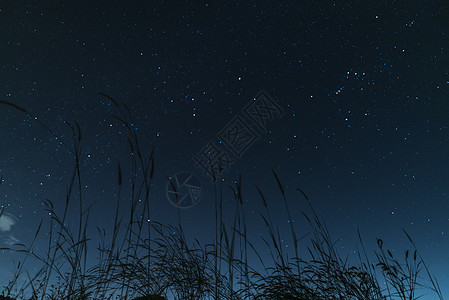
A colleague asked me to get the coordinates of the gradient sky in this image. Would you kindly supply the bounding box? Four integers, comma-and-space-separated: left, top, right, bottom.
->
1, 1, 449, 298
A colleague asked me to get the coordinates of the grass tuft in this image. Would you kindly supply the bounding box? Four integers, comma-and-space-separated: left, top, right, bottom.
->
0, 97, 443, 300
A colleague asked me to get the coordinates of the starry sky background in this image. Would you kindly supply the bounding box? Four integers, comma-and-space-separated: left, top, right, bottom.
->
1, 0, 449, 297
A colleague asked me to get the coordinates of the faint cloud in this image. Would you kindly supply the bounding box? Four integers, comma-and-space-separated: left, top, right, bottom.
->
0, 213, 16, 232
4, 234, 19, 246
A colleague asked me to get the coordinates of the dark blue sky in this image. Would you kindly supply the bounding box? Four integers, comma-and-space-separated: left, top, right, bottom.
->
1, 0, 449, 297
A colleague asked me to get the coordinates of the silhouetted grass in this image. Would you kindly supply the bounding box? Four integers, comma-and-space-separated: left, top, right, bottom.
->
0, 96, 443, 299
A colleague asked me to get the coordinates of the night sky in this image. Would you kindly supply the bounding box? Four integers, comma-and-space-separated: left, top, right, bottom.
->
1, 0, 449, 297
